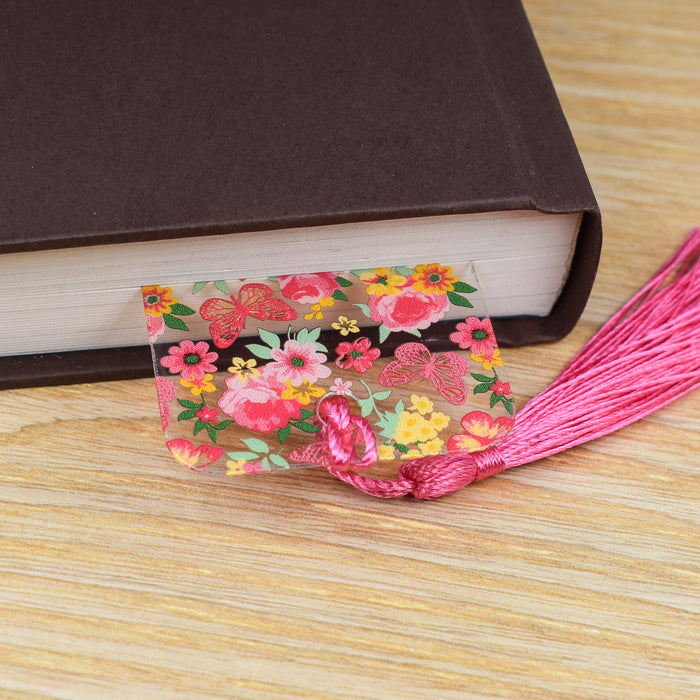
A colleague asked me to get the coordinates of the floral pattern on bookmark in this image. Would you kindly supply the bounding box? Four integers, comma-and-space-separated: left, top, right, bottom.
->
143, 262, 515, 475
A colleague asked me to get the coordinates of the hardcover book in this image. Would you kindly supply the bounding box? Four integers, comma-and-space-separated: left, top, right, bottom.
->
0, 0, 601, 389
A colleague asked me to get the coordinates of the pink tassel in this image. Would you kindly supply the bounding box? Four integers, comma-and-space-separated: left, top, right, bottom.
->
326, 228, 700, 499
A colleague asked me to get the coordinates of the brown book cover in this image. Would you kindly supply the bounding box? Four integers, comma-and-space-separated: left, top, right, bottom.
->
0, 0, 601, 389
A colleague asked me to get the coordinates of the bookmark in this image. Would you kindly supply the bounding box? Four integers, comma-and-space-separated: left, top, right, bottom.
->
144, 229, 699, 499
143, 262, 515, 477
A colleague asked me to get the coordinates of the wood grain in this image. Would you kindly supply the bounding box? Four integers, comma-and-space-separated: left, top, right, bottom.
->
1, 1, 699, 697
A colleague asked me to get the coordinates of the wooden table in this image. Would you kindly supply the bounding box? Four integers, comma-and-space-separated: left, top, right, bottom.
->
1, 1, 698, 697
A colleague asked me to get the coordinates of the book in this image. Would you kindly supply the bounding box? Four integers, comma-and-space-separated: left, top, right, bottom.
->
0, 0, 601, 390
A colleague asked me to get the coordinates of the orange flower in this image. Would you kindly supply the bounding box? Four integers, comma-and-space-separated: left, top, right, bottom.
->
142, 285, 177, 317
412, 264, 458, 295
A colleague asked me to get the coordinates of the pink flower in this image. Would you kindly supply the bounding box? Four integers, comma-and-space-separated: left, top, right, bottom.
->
269, 339, 331, 384
146, 314, 165, 342
218, 371, 303, 433
329, 378, 354, 395
277, 272, 340, 304
160, 340, 218, 381
335, 336, 381, 373
449, 317, 497, 356
447, 411, 515, 453
368, 288, 449, 333
490, 380, 511, 396
195, 405, 219, 423
155, 377, 177, 431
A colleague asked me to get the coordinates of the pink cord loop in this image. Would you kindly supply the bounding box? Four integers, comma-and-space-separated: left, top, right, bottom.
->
315, 395, 377, 471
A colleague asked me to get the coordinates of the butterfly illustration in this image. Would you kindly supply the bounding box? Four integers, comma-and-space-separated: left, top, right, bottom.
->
378, 342, 470, 405
199, 283, 297, 348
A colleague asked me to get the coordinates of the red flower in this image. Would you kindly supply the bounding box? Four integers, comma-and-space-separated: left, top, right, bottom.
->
160, 340, 218, 381
166, 438, 224, 471
449, 317, 497, 355
195, 405, 220, 423
490, 380, 511, 396
218, 370, 303, 433
368, 287, 449, 333
277, 272, 340, 304
447, 411, 514, 453
335, 337, 381, 373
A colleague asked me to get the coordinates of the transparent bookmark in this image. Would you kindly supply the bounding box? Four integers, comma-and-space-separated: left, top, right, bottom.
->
142, 262, 515, 475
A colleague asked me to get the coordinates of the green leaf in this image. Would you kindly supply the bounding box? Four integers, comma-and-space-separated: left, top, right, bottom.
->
473, 383, 492, 394
395, 399, 405, 414
453, 281, 477, 294
193, 419, 205, 435
358, 397, 374, 417
226, 451, 260, 461
178, 408, 199, 421
306, 326, 322, 342
215, 419, 234, 430
379, 324, 391, 344
178, 398, 201, 409
192, 281, 208, 294
242, 437, 270, 454
395, 266, 414, 276
395, 443, 408, 453
214, 280, 230, 295
169, 303, 195, 316
354, 303, 371, 318
260, 456, 272, 471
471, 373, 494, 383
504, 400, 514, 415
336, 276, 353, 287
446, 291, 474, 308
299, 408, 315, 420
350, 268, 372, 277
246, 343, 273, 360
332, 289, 349, 302
206, 424, 218, 443
294, 421, 321, 434
277, 425, 291, 444
269, 453, 290, 469
372, 390, 392, 401
257, 327, 281, 349
490, 392, 501, 408
163, 314, 190, 331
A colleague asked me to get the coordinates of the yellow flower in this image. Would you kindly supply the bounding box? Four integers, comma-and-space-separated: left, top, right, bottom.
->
303, 296, 335, 321
470, 347, 504, 372
429, 411, 451, 431
226, 459, 247, 476
412, 264, 458, 295
377, 444, 396, 461
180, 373, 216, 396
331, 316, 360, 336
142, 285, 177, 317
227, 357, 260, 382
419, 438, 444, 456
400, 449, 423, 460
358, 268, 408, 296
410, 394, 434, 415
393, 411, 437, 444
281, 379, 326, 405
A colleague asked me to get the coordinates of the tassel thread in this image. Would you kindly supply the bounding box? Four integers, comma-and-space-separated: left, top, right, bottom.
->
325, 228, 700, 499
